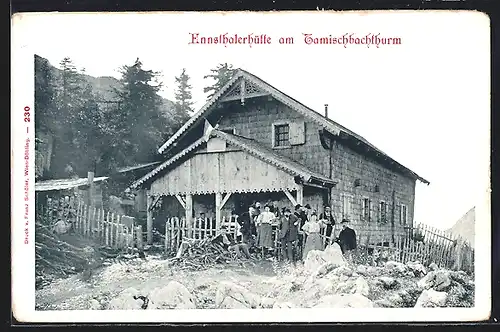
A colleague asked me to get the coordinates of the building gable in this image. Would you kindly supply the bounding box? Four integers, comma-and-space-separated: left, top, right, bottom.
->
157, 69, 428, 185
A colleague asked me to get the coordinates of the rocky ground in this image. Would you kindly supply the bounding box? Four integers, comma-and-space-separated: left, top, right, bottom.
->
35, 244, 475, 310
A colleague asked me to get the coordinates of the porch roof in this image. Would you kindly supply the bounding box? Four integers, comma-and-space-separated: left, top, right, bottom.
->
129, 129, 337, 191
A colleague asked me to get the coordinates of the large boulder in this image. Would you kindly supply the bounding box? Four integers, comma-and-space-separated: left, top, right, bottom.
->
108, 287, 143, 310
428, 263, 439, 271
148, 281, 196, 309
415, 289, 448, 308
215, 281, 275, 309
304, 251, 327, 273
354, 276, 370, 297
332, 265, 353, 277
376, 276, 399, 290
384, 261, 408, 276
89, 299, 102, 310
323, 243, 347, 266
314, 294, 374, 308
417, 270, 452, 291
407, 261, 427, 277
303, 244, 346, 273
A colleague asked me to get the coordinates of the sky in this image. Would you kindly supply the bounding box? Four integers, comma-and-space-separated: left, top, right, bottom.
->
14, 11, 490, 230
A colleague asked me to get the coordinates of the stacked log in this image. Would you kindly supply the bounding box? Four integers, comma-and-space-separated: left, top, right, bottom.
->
169, 237, 253, 271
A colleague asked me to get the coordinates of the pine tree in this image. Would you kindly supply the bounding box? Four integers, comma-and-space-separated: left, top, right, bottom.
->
203, 63, 236, 100
173, 68, 194, 124
111, 58, 169, 168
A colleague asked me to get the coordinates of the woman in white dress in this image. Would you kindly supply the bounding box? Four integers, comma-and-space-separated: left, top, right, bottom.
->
301, 212, 324, 261
256, 205, 276, 255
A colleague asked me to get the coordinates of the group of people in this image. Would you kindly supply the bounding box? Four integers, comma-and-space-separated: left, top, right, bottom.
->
211, 201, 358, 263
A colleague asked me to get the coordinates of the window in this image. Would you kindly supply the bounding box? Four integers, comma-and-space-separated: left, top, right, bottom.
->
378, 201, 388, 223
400, 204, 408, 225
274, 124, 290, 147
362, 198, 371, 221
342, 194, 352, 220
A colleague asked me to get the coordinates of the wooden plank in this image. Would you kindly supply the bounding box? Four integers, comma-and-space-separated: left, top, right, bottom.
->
283, 190, 297, 206
175, 195, 186, 209
185, 194, 193, 238
92, 206, 97, 236
136, 225, 144, 250
175, 217, 181, 250
146, 191, 153, 245
165, 218, 170, 253
75, 200, 81, 234
296, 185, 304, 205
203, 217, 208, 240
215, 192, 222, 230
116, 215, 122, 249
221, 192, 232, 209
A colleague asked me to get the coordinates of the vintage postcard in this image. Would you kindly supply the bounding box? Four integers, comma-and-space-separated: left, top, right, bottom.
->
11, 10, 491, 323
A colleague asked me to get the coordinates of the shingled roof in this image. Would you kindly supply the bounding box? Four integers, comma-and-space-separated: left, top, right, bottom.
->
157, 68, 429, 185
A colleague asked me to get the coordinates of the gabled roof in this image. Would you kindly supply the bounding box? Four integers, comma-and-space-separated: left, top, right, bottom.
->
157, 68, 429, 185
129, 129, 337, 190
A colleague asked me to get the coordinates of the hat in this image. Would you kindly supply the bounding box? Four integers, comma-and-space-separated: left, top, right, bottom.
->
295, 204, 302, 210
305, 204, 311, 209
341, 219, 350, 224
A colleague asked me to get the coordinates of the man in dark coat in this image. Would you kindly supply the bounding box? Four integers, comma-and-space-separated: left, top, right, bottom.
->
337, 219, 357, 261
279, 208, 299, 262
294, 204, 308, 256
238, 205, 256, 246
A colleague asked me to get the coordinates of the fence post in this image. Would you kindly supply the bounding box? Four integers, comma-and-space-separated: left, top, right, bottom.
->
115, 215, 122, 249
136, 225, 144, 251
164, 218, 169, 255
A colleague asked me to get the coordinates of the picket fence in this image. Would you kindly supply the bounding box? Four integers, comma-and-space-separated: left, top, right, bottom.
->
72, 201, 143, 250
355, 223, 474, 272
163, 216, 284, 256
163, 216, 474, 272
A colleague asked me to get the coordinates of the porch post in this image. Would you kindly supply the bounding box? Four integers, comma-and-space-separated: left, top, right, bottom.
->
146, 189, 153, 245
185, 194, 193, 237
296, 184, 304, 205
215, 192, 222, 230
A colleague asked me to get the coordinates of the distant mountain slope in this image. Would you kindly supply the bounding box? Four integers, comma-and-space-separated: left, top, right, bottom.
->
447, 207, 475, 247
37, 55, 175, 113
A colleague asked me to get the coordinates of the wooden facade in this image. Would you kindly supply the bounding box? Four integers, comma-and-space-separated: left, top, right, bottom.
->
131, 69, 429, 244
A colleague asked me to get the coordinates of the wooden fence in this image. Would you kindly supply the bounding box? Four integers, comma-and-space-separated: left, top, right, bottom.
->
163, 216, 474, 272
355, 222, 474, 272
73, 201, 143, 250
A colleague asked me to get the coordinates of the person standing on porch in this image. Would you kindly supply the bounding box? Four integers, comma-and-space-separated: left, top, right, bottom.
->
319, 206, 336, 246
256, 204, 276, 257
301, 212, 324, 261
279, 208, 299, 263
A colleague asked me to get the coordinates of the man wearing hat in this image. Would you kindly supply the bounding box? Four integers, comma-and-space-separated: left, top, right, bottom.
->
337, 219, 357, 263
279, 208, 299, 262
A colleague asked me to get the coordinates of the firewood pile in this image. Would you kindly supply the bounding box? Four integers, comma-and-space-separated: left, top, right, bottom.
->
169, 237, 254, 271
